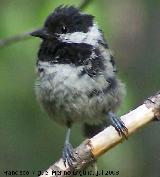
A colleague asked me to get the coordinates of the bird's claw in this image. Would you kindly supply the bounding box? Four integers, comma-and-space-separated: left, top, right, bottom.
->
62, 143, 75, 167
108, 112, 128, 139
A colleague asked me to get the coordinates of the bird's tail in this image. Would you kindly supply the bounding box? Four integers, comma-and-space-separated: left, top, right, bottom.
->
82, 123, 106, 138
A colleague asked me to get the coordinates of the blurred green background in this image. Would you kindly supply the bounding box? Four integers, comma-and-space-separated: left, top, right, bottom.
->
0, 0, 160, 177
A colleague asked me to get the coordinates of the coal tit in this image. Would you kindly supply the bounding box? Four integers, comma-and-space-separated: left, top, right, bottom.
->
31, 5, 127, 166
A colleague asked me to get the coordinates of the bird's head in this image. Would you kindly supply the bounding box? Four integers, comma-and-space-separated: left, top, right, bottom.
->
31, 5, 102, 46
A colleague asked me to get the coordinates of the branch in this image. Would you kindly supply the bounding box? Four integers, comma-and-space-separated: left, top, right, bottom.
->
0, 0, 93, 48
38, 91, 160, 177
0, 31, 32, 48
79, 0, 93, 10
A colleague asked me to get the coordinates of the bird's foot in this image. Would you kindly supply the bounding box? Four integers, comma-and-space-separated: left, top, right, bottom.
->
62, 142, 75, 167
108, 112, 128, 139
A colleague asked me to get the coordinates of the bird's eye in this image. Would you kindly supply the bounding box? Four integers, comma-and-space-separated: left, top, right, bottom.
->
61, 26, 67, 33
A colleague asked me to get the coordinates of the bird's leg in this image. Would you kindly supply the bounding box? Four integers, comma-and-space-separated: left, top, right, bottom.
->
62, 127, 75, 167
107, 112, 128, 139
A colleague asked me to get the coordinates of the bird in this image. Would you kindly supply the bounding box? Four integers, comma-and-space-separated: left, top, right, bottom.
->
31, 5, 128, 167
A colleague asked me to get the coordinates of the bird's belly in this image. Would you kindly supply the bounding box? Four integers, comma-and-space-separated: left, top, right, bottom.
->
36, 77, 107, 125
35, 65, 124, 126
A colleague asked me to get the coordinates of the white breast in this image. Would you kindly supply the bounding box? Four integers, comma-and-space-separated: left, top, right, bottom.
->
35, 61, 112, 125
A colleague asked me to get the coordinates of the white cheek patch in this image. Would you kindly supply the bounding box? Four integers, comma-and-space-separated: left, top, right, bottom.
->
58, 23, 102, 46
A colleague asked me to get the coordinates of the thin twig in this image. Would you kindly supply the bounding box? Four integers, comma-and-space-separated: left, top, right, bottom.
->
0, 0, 93, 48
0, 31, 33, 48
38, 91, 160, 177
79, 0, 93, 10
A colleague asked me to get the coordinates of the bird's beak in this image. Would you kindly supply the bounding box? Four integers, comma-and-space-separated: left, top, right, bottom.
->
30, 28, 54, 39
31, 28, 47, 38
